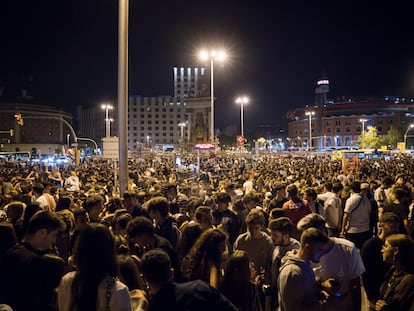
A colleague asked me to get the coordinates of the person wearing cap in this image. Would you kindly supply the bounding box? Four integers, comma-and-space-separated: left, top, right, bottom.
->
361, 212, 401, 311
341, 181, 372, 249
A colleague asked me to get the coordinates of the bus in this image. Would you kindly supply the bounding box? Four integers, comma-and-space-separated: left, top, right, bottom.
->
331, 149, 391, 161
0, 151, 31, 161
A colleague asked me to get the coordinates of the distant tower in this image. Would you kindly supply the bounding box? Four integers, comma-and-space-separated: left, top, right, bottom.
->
315, 78, 329, 150
173, 67, 209, 98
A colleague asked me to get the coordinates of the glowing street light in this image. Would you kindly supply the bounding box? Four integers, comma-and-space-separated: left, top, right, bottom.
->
199, 49, 227, 144
235, 96, 249, 138
305, 111, 315, 151
146, 135, 151, 148
404, 123, 414, 149
360, 118, 368, 149
101, 103, 114, 137
178, 122, 186, 141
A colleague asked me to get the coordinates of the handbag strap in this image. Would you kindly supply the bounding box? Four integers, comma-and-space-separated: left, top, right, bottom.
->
350, 197, 363, 213
105, 277, 116, 311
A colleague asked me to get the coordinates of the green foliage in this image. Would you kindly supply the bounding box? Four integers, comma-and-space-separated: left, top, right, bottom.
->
357, 126, 380, 148
379, 126, 403, 149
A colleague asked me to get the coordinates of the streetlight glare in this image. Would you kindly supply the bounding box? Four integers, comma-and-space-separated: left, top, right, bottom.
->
216, 50, 227, 61
235, 96, 249, 104
199, 50, 209, 60
199, 49, 227, 61
101, 103, 113, 109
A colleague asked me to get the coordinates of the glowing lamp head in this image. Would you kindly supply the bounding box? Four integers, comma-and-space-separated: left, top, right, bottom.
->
199, 50, 209, 61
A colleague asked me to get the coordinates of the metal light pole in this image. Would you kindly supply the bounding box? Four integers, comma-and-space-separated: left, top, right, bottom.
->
360, 118, 367, 149
199, 49, 226, 145
297, 136, 302, 151
101, 104, 113, 137
305, 111, 315, 151
178, 122, 186, 153
118, 0, 129, 195
236, 96, 249, 138
404, 123, 414, 149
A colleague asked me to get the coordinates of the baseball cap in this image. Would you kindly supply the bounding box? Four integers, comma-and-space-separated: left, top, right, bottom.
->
360, 183, 370, 190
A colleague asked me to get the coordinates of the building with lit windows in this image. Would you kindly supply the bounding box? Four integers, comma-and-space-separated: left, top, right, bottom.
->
0, 102, 74, 151
77, 95, 211, 152
286, 79, 414, 150
173, 67, 209, 98
78, 66, 213, 152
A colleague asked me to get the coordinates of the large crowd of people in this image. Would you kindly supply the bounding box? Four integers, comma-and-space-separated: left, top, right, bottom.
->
0, 151, 414, 311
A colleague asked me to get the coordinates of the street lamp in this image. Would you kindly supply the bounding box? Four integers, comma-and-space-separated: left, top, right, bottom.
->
101, 103, 114, 137
360, 118, 367, 149
235, 96, 249, 138
404, 123, 414, 149
305, 111, 315, 151
199, 49, 227, 144
297, 136, 302, 151
146, 135, 150, 148
178, 122, 186, 153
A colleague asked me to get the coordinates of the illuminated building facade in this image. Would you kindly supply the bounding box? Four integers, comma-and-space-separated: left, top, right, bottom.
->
287, 83, 414, 150
0, 102, 73, 146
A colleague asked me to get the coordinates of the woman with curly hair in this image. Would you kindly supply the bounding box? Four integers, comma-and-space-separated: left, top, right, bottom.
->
58, 223, 132, 311
181, 228, 228, 288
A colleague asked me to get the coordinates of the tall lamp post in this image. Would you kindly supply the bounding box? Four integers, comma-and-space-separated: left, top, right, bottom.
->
297, 136, 302, 151
235, 96, 249, 138
360, 118, 367, 149
305, 111, 315, 151
199, 49, 227, 145
404, 123, 414, 149
178, 122, 186, 153
101, 103, 114, 137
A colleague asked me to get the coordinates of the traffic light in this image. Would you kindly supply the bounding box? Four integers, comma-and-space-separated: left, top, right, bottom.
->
14, 113, 24, 126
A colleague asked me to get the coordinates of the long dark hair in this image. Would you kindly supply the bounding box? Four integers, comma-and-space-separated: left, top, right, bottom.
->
71, 223, 118, 311
181, 228, 227, 282
219, 250, 251, 309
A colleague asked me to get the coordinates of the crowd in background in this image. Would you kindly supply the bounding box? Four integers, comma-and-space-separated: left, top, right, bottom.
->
1, 152, 414, 311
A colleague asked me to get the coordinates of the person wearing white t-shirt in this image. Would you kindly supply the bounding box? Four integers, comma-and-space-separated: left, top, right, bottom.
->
298, 214, 366, 311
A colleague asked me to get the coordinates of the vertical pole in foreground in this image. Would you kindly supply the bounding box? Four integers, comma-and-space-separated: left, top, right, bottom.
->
210, 57, 214, 145
118, 0, 129, 195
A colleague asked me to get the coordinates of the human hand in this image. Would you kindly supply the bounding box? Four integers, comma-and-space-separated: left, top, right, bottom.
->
375, 299, 387, 311
321, 278, 341, 296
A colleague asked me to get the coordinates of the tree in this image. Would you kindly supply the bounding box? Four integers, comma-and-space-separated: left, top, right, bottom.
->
357, 126, 380, 149
379, 125, 403, 149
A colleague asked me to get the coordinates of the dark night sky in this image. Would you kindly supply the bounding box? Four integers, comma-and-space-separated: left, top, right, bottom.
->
1, 0, 414, 130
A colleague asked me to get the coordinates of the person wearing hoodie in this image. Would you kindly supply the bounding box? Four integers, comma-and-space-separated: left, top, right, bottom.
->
277, 227, 330, 311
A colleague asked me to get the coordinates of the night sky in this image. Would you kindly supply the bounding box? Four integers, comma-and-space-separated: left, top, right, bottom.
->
1, 0, 414, 130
